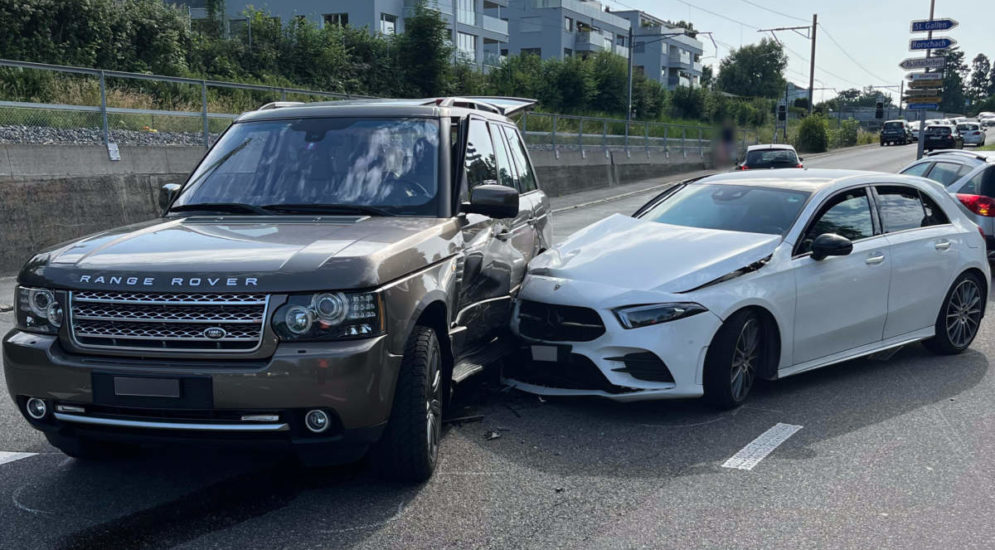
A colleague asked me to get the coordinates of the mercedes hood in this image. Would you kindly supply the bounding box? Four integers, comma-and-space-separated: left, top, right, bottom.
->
19, 215, 458, 292
528, 214, 781, 293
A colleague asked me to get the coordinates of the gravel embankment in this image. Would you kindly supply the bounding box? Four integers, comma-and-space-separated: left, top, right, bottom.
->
0, 126, 219, 147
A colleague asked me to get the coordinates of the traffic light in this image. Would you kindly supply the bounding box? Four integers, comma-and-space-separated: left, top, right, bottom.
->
875, 102, 884, 119
778, 104, 786, 122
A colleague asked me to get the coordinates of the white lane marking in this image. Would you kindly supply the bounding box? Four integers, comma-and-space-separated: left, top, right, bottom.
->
0, 452, 36, 466
722, 423, 802, 471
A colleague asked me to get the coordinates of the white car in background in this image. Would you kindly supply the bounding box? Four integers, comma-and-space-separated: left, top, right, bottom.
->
959, 122, 987, 146
508, 170, 989, 407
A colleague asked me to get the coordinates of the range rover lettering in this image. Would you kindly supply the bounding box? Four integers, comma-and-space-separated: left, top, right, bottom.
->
3, 97, 551, 482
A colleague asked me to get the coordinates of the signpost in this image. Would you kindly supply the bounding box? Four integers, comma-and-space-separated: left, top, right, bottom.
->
909, 37, 956, 50
908, 79, 943, 88
906, 103, 938, 110
907, 72, 944, 81
910, 18, 957, 32
899, 56, 947, 70
905, 97, 942, 104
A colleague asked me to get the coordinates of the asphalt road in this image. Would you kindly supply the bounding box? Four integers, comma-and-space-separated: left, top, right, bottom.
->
2, 138, 995, 549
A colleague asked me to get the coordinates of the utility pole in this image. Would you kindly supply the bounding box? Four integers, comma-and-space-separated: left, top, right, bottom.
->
625, 25, 633, 147
899, 80, 904, 118
808, 14, 817, 115
915, 0, 935, 160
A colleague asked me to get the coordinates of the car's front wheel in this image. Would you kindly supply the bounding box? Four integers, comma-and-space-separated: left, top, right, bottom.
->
924, 272, 985, 355
704, 310, 766, 409
372, 325, 443, 482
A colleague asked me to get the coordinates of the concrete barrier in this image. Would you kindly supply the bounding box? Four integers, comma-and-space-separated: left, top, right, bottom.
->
0, 143, 707, 273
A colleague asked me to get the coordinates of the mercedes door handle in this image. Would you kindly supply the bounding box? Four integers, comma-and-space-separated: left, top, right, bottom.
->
866, 254, 885, 265
494, 229, 513, 241
935, 240, 952, 250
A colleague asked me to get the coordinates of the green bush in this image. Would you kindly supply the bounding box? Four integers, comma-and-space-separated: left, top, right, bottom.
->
797, 115, 829, 153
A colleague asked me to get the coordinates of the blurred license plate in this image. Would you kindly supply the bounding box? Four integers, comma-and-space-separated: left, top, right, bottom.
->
531, 345, 569, 363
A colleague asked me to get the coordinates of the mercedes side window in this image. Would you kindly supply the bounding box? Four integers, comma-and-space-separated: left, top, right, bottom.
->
876, 185, 928, 232
489, 123, 516, 189
501, 125, 538, 193
900, 162, 931, 178
464, 119, 497, 190
798, 189, 874, 255
925, 162, 965, 186
919, 192, 950, 226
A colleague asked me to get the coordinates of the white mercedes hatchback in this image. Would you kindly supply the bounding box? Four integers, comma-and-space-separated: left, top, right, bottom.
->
508, 170, 990, 408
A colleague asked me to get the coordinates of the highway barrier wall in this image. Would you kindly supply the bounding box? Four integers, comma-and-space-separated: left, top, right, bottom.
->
0, 144, 709, 273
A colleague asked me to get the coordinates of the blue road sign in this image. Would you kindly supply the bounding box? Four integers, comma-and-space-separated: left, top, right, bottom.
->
910, 37, 956, 50
906, 103, 938, 110
910, 19, 958, 33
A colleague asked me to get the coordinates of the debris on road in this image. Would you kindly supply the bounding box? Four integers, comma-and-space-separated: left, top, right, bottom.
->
444, 414, 484, 425
484, 431, 502, 441
0, 304, 12, 313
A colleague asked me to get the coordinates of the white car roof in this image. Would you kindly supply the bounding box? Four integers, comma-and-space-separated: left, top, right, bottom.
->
746, 144, 797, 152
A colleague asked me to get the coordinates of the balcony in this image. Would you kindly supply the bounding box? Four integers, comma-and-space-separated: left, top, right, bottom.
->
405, 0, 453, 17
481, 14, 508, 35
528, 0, 630, 31
575, 30, 612, 52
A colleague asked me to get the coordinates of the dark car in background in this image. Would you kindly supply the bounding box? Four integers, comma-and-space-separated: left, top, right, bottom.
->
880, 120, 910, 146
2, 96, 551, 482
737, 144, 803, 170
923, 124, 964, 151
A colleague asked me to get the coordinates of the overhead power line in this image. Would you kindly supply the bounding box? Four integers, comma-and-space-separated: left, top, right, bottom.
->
817, 23, 891, 85
737, 0, 809, 23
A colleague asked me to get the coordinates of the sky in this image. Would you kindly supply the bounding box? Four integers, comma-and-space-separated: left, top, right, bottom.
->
600, 0, 994, 103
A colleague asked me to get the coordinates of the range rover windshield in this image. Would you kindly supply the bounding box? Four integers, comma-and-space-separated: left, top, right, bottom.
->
172, 117, 441, 216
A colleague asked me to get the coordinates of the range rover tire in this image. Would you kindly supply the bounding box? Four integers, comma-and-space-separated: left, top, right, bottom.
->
704, 309, 765, 410
923, 272, 985, 355
373, 325, 443, 482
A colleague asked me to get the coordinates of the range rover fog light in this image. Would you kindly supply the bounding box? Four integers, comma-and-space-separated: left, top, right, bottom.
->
25, 398, 48, 420
285, 305, 314, 335
305, 409, 330, 433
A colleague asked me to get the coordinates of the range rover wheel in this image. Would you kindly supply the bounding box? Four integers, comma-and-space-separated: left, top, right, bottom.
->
373, 325, 443, 482
924, 272, 985, 355
704, 310, 765, 409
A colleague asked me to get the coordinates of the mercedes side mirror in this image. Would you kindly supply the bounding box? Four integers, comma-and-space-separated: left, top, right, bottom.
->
462, 184, 519, 219
158, 183, 181, 214
810, 233, 853, 261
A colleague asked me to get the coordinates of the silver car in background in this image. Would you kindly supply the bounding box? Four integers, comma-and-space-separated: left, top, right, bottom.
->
958, 122, 987, 147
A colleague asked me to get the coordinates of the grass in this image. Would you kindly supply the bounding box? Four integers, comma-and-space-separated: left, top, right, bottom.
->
977, 142, 995, 151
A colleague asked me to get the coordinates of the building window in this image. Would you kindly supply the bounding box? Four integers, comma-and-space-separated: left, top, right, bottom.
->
323, 13, 348, 27
563, 48, 572, 57
458, 32, 476, 61
616, 34, 626, 46
380, 13, 397, 35
603, 35, 612, 50
564, 16, 573, 32
521, 48, 541, 57
457, 0, 475, 25
501, 48, 509, 56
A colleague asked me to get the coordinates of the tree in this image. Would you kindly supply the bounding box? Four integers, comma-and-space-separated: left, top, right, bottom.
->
666, 20, 697, 39
939, 48, 968, 113
969, 53, 992, 100
395, 2, 453, 97
716, 38, 787, 99
700, 65, 714, 89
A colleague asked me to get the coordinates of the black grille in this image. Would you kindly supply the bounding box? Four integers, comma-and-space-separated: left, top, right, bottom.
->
518, 301, 606, 342
505, 351, 629, 393
609, 352, 675, 383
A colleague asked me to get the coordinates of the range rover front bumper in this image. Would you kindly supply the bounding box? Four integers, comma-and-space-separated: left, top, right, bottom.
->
3, 329, 402, 462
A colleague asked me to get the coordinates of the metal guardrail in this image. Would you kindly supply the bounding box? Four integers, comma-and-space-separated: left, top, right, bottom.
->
0, 59, 367, 148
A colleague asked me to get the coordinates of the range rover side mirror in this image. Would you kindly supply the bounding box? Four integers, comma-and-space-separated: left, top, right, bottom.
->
158, 183, 181, 214
462, 184, 519, 219
810, 233, 853, 261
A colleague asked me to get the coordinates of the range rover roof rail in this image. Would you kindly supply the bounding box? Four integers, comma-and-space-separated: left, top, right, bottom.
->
257, 101, 306, 111
424, 96, 537, 116
924, 150, 992, 162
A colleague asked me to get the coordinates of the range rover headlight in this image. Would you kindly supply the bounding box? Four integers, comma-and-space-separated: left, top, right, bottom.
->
272, 291, 384, 341
15, 286, 64, 335
613, 302, 707, 329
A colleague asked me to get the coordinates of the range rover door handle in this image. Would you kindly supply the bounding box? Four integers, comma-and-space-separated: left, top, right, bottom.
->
935, 240, 952, 250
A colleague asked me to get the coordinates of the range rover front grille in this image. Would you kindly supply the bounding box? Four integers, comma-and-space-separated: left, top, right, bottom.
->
69, 291, 269, 352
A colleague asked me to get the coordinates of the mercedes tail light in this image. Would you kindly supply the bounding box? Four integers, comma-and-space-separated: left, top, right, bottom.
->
957, 194, 995, 217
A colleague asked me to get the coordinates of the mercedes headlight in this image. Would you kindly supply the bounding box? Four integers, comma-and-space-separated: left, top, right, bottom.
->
272, 291, 384, 341
613, 302, 706, 329
15, 286, 64, 335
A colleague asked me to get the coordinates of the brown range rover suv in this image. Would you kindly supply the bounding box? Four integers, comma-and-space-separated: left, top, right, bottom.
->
2, 97, 550, 481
